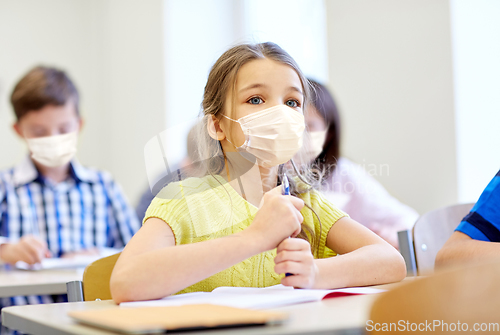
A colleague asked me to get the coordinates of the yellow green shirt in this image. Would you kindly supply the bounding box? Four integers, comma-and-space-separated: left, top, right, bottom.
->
144, 175, 348, 294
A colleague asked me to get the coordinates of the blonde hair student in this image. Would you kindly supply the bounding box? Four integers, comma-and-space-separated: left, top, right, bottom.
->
110, 42, 406, 303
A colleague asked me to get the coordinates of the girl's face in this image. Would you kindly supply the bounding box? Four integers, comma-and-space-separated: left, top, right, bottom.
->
219, 58, 304, 148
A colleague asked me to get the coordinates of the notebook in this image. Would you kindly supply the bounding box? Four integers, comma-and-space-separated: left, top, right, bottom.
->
68, 304, 288, 334
120, 284, 385, 310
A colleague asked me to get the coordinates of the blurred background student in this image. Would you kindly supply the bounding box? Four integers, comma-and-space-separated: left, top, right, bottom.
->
436, 169, 500, 268
0, 66, 140, 311
303, 79, 419, 248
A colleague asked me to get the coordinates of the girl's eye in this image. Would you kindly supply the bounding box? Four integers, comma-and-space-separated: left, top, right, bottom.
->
286, 99, 299, 108
248, 97, 263, 105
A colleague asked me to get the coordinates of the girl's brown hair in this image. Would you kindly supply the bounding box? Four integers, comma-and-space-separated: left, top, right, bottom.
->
195, 42, 322, 253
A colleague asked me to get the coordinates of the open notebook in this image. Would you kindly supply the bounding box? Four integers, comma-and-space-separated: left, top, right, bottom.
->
120, 284, 385, 310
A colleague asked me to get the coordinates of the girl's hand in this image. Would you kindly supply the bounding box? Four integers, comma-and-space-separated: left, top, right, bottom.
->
274, 238, 318, 289
245, 186, 304, 252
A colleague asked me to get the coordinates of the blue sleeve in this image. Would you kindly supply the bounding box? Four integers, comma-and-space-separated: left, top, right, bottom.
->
101, 172, 141, 248
135, 186, 155, 223
456, 170, 500, 242
0, 175, 9, 241
0, 177, 4, 204
0, 177, 5, 234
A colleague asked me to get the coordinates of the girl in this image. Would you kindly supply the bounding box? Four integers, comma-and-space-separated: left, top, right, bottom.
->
303, 79, 418, 248
110, 42, 406, 303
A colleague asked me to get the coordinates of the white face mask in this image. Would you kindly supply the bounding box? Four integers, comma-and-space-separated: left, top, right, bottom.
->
222, 104, 305, 168
26, 132, 78, 167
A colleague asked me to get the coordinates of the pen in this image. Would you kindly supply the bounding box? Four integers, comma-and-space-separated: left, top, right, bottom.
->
281, 171, 293, 277
281, 173, 290, 196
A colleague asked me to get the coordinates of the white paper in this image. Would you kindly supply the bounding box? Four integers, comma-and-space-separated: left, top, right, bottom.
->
120, 284, 385, 310
15, 248, 121, 270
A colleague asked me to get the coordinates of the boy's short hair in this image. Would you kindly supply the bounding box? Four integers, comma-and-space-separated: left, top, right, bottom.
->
10, 66, 80, 121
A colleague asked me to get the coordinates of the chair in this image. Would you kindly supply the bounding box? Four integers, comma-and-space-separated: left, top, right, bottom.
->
66, 252, 121, 302
398, 203, 474, 276
369, 259, 500, 333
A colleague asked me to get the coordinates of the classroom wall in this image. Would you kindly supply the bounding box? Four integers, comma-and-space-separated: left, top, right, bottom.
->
450, 0, 500, 203
325, 0, 458, 214
0, 0, 166, 207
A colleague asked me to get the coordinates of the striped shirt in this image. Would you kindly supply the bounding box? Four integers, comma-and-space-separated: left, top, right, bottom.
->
456, 170, 500, 241
0, 157, 140, 309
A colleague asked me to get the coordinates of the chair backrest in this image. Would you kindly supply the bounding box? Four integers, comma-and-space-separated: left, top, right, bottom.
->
413, 203, 474, 275
369, 259, 500, 333
82, 252, 121, 301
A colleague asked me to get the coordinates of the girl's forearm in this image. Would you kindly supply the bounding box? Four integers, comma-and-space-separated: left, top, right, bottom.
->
313, 244, 406, 289
111, 230, 263, 303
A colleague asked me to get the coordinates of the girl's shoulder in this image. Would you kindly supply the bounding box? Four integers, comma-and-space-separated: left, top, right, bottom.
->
155, 175, 227, 201
145, 175, 231, 226
298, 188, 344, 213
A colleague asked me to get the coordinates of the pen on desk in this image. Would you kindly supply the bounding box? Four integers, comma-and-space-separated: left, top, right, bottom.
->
281, 171, 293, 277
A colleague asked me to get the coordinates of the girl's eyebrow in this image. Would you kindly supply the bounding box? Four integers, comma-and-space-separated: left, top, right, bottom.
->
238, 84, 303, 95
238, 83, 267, 94
287, 86, 304, 96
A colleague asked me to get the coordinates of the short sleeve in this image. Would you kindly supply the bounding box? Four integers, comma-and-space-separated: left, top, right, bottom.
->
143, 179, 190, 226
143, 178, 212, 246
455, 170, 500, 242
299, 190, 349, 258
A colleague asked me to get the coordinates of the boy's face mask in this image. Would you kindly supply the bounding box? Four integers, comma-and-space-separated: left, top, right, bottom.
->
26, 132, 78, 168
222, 104, 305, 168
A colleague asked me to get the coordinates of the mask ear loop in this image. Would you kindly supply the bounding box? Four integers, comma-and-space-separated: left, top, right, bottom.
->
220, 114, 240, 150
277, 164, 285, 187
224, 154, 231, 182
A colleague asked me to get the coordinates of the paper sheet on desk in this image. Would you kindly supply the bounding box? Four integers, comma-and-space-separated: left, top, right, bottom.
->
15, 248, 121, 270
120, 284, 386, 310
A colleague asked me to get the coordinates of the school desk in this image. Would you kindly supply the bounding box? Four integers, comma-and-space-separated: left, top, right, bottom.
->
0, 266, 83, 298
1, 281, 411, 335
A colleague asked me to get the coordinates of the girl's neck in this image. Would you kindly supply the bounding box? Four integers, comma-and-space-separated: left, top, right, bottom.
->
257, 165, 277, 193
224, 152, 277, 207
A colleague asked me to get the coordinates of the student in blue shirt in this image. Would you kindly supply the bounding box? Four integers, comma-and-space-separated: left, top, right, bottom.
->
0, 66, 140, 309
436, 170, 500, 267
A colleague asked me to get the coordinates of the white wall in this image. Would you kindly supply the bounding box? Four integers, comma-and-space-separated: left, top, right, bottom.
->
450, 0, 500, 203
161, 0, 241, 167
241, 0, 329, 83
92, 0, 167, 205
0, 0, 166, 207
325, 0, 457, 214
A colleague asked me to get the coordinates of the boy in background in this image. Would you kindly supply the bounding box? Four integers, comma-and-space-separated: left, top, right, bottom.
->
436, 170, 500, 267
0, 66, 139, 308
